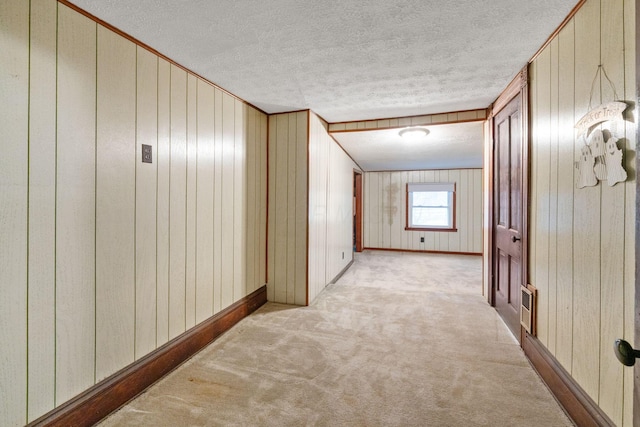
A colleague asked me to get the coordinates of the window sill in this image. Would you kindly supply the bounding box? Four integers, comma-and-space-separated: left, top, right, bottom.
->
405, 227, 458, 232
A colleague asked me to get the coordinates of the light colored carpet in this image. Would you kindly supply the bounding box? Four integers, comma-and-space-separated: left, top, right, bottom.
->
99, 250, 573, 426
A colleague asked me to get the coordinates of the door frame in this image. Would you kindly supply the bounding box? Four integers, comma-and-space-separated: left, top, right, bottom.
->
354, 170, 363, 252
634, 3, 640, 422
488, 66, 530, 342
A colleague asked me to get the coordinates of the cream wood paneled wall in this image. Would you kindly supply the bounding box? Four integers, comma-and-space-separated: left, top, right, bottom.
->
267, 111, 308, 305
528, 0, 635, 425
0, 2, 267, 425
308, 113, 359, 303
364, 169, 482, 254
266, 111, 359, 305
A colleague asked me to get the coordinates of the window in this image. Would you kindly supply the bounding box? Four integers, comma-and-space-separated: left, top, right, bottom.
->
406, 182, 456, 231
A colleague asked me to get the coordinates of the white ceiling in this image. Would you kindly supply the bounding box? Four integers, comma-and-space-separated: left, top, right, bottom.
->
333, 122, 484, 171
69, 0, 577, 169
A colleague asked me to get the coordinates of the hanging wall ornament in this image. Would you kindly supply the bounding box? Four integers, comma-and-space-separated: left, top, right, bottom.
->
576, 144, 598, 188
574, 65, 628, 188
604, 135, 627, 186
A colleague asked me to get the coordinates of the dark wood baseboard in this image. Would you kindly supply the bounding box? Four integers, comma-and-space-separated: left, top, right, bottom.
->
29, 285, 268, 427
522, 334, 615, 427
363, 247, 482, 256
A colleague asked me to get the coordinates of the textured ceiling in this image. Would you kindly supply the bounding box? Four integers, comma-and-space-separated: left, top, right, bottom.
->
333, 122, 484, 171
69, 0, 576, 169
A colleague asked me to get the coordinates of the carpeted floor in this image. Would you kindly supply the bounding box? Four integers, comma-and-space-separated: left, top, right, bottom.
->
99, 250, 573, 426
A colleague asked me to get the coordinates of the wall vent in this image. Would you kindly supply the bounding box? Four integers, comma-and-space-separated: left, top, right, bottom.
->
520, 284, 536, 335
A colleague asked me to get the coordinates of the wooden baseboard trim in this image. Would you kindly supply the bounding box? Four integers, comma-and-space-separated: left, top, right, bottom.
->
29, 285, 268, 427
363, 247, 482, 256
522, 334, 615, 427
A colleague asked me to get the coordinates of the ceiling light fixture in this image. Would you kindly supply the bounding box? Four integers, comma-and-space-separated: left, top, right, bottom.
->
399, 127, 429, 140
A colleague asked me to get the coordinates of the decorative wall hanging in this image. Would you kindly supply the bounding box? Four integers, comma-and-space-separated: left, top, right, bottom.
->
575, 65, 628, 188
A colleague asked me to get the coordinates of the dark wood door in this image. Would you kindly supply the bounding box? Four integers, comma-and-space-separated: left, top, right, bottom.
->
493, 94, 524, 341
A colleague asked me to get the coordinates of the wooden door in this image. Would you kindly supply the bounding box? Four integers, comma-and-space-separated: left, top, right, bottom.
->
493, 93, 524, 342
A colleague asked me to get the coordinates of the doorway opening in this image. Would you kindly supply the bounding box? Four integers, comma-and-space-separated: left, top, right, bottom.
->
354, 171, 363, 253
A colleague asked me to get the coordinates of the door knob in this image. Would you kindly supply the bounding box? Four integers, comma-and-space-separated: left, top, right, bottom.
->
511, 235, 521, 242
614, 339, 640, 366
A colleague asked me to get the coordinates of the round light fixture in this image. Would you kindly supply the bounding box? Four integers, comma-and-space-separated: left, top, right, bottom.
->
399, 127, 429, 140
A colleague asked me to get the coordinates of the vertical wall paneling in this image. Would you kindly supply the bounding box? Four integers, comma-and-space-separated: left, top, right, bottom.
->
185, 74, 198, 329
622, 1, 636, 425
528, 0, 636, 423
221, 94, 235, 308
597, 0, 625, 421
363, 169, 483, 253
168, 65, 187, 340
295, 112, 307, 306
286, 114, 298, 304
534, 46, 551, 348
234, 99, 247, 302
547, 38, 560, 356
95, 25, 137, 381
27, 0, 57, 420
246, 107, 257, 293
135, 47, 159, 359
2, 4, 270, 423
554, 20, 575, 370
55, 4, 97, 404
156, 58, 171, 346
213, 89, 224, 313
274, 114, 289, 302
195, 80, 215, 323
0, 0, 28, 424
267, 115, 277, 301
571, 0, 601, 400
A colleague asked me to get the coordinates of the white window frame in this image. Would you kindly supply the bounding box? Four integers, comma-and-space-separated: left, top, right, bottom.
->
406, 182, 456, 231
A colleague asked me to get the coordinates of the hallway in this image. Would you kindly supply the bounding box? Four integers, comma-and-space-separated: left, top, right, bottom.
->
99, 251, 572, 426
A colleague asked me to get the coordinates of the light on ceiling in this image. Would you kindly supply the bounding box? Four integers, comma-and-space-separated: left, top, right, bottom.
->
399, 127, 429, 140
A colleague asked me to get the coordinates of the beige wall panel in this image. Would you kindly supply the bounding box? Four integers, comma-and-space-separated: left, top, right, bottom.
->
246, 107, 257, 293
533, 47, 551, 348
273, 114, 290, 302
185, 74, 198, 328
95, 26, 137, 381
364, 169, 482, 253
221, 93, 235, 308
195, 81, 215, 323
390, 172, 403, 248
260, 114, 269, 288
27, 0, 57, 420
597, 1, 625, 422
233, 99, 247, 302
554, 22, 575, 370
213, 89, 224, 313
473, 170, 482, 254
135, 47, 158, 359
295, 112, 309, 306
622, 1, 636, 425
286, 114, 298, 304
571, 0, 602, 400
449, 170, 462, 252
365, 173, 378, 247
0, 1, 28, 424
169, 65, 187, 340
156, 58, 171, 345
267, 115, 277, 301
55, 5, 97, 404
547, 39, 560, 356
